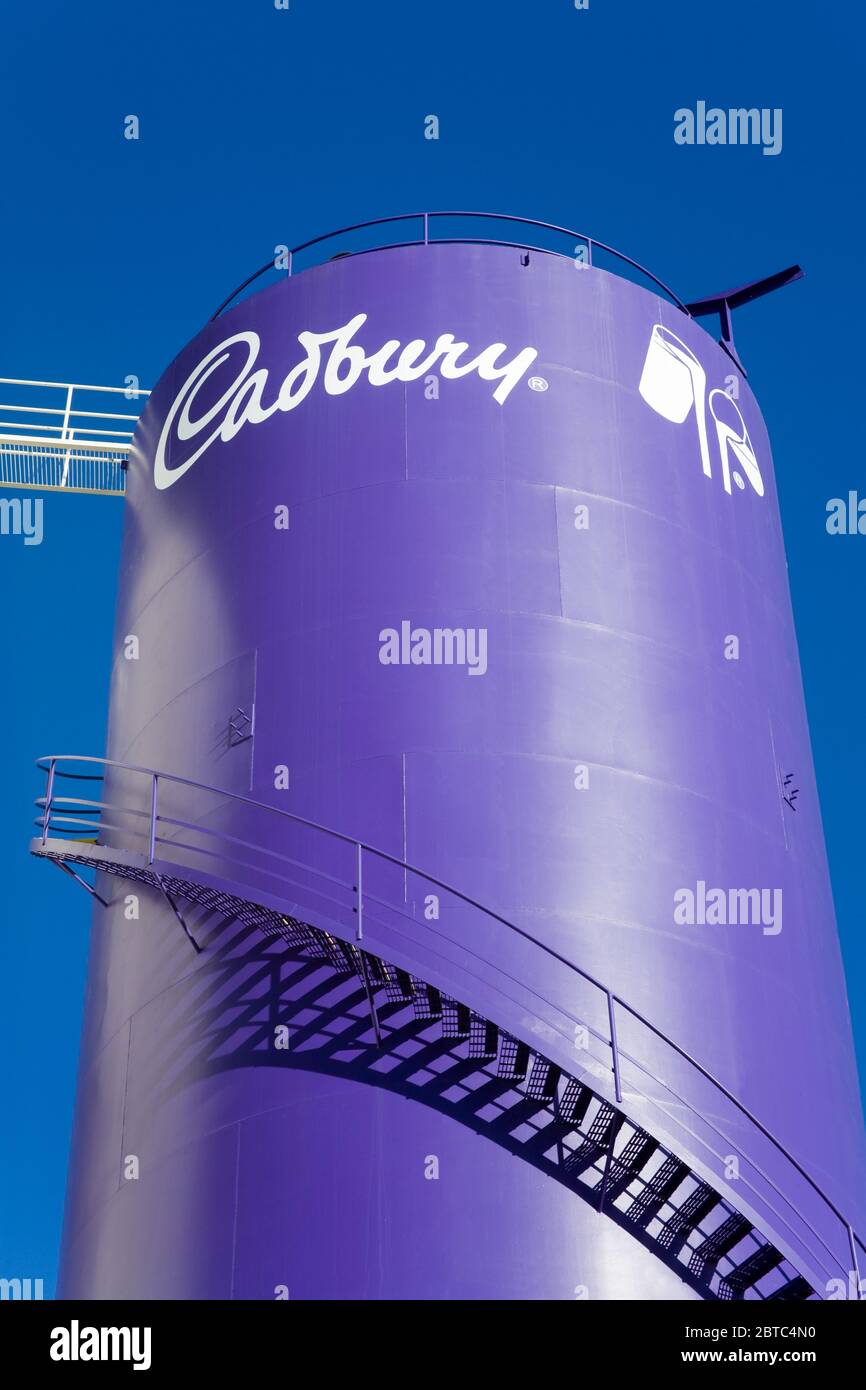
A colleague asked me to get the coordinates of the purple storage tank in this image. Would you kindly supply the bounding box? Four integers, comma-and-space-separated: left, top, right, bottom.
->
43, 221, 866, 1301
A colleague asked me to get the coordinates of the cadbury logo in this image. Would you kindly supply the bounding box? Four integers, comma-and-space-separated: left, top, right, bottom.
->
154, 313, 538, 489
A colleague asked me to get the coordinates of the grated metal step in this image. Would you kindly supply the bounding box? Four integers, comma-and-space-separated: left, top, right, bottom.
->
563, 1100, 619, 1178
604, 1128, 658, 1204
411, 978, 443, 1020
383, 965, 415, 1003
497, 1033, 530, 1080
441, 997, 472, 1039
658, 1183, 721, 1254
319, 933, 359, 974
559, 1079, 593, 1128
719, 1244, 784, 1300
468, 1016, 499, 1059
625, 1155, 690, 1230
361, 953, 390, 988
688, 1213, 753, 1283
767, 1276, 814, 1301
525, 1058, 561, 1100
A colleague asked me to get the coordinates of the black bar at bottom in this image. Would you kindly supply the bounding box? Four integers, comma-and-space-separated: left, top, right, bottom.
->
0, 1295, 861, 1375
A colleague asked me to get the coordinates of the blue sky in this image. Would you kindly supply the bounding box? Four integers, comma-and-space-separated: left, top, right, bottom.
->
1, 0, 863, 1295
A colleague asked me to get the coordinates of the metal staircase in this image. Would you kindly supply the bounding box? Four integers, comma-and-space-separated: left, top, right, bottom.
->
30, 754, 866, 1302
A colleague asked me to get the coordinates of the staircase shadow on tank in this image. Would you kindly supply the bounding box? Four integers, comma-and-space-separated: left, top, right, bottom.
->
136, 898, 814, 1304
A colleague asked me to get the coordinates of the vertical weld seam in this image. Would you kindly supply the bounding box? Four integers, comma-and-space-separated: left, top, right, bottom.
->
229, 1122, 242, 1299
402, 751, 408, 904
555, 486, 564, 618
118, 1018, 132, 1195
768, 711, 788, 850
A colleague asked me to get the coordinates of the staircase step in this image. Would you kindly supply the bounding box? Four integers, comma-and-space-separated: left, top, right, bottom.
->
625, 1156, 690, 1229
497, 1033, 530, 1080
441, 998, 472, 1039
559, 1079, 594, 1128
468, 1016, 499, 1059
688, 1214, 752, 1282
360, 952, 390, 988
279, 918, 330, 958
767, 1276, 814, 1301
718, 1244, 784, 1300
410, 979, 443, 1020
383, 965, 415, 1003
319, 933, 359, 973
657, 1183, 721, 1253
563, 1100, 619, 1177
604, 1128, 658, 1203
525, 1059, 561, 1101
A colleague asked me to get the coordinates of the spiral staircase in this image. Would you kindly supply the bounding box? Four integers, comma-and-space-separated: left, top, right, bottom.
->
31, 754, 865, 1302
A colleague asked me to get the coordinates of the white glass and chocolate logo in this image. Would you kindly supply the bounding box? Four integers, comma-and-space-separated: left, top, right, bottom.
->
153, 313, 539, 490
638, 325, 763, 497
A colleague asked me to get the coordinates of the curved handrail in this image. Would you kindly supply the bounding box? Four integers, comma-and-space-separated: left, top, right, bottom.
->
33, 752, 865, 1296
208, 211, 692, 320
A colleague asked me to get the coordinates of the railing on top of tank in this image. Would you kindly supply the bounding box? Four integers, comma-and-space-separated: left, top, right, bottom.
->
34, 752, 866, 1300
209, 212, 691, 320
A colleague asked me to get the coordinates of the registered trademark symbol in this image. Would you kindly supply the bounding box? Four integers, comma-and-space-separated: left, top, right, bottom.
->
528, 376, 549, 392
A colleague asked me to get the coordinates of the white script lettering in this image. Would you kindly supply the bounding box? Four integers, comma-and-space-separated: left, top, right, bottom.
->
154, 314, 538, 489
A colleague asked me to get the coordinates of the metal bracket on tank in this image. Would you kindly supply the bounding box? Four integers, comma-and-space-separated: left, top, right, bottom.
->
154, 872, 202, 955
686, 264, 804, 378
228, 705, 254, 748
50, 857, 109, 907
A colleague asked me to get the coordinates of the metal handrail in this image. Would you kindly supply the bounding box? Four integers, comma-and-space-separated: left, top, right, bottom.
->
209, 211, 692, 320
0, 379, 150, 447
34, 752, 866, 1296
0, 379, 151, 493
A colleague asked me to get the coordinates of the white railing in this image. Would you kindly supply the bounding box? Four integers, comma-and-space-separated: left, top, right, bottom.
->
0, 378, 150, 495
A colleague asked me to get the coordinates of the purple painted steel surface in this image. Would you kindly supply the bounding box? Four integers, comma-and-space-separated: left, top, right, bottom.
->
58, 242, 866, 1298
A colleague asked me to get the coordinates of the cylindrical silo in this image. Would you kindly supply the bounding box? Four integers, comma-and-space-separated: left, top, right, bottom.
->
52, 229, 866, 1301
